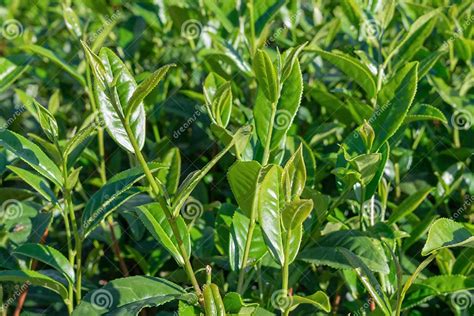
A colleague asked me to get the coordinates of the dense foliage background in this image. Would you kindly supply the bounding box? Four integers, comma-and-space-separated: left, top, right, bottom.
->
0, 0, 473, 315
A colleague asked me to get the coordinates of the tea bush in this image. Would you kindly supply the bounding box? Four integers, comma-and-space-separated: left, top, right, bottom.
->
0, 1, 473, 315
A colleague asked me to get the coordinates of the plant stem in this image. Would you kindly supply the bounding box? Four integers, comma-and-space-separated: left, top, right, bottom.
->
107, 217, 129, 276
281, 230, 291, 315
237, 219, 256, 293
121, 116, 203, 300
87, 65, 130, 277
453, 127, 460, 148
62, 158, 82, 305
248, 0, 256, 56
359, 185, 366, 231
395, 254, 435, 316
394, 163, 401, 200
86, 66, 107, 184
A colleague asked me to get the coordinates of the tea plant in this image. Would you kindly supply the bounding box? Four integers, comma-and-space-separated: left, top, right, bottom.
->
0, 0, 473, 315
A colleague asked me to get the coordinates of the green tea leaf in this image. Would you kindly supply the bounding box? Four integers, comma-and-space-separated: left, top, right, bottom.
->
300, 230, 389, 273
126, 64, 175, 120
211, 82, 232, 128
81, 164, 163, 237
229, 211, 267, 271
13, 243, 74, 284
227, 160, 262, 219
7, 166, 57, 203
403, 275, 474, 309
137, 203, 191, 266
404, 104, 447, 124
0, 129, 63, 187
258, 164, 284, 265
62, 5, 82, 37
388, 187, 433, 224
22, 44, 85, 86
422, 218, 474, 256
253, 49, 279, 103
0, 58, 29, 93
281, 199, 313, 231
388, 9, 440, 69
282, 144, 306, 201
16, 90, 59, 142
96, 48, 146, 152
372, 61, 419, 150
310, 49, 376, 99
254, 58, 303, 151
73, 276, 188, 315
290, 291, 331, 313
0, 270, 68, 300
339, 248, 392, 316
173, 127, 251, 217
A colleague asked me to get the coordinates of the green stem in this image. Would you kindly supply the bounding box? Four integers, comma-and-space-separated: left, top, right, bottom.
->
86, 66, 107, 183
281, 230, 291, 315
237, 219, 256, 293
359, 185, 366, 231
248, 0, 256, 56
453, 127, 460, 148
117, 104, 202, 300
62, 158, 82, 305
394, 163, 401, 200
97, 129, 107, 183
62, 211, 74, 312
55, 141, 75, 312
152, 123, 161, 143
395, 254, 435, 316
